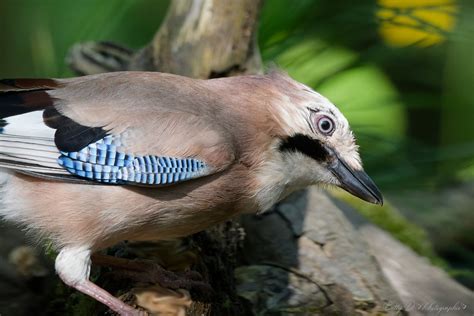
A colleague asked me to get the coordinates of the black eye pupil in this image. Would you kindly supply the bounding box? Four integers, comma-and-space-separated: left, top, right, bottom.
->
313, 114, 335, 135
320, 120, 331, 131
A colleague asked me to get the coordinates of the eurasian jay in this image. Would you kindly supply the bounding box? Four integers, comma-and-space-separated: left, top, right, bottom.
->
0, 71, 382, 315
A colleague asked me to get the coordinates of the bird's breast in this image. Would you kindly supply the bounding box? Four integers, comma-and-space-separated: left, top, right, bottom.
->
1, 165, 259, 249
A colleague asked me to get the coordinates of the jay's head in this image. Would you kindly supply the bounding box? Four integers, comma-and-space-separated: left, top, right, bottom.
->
262, 72, 383, 205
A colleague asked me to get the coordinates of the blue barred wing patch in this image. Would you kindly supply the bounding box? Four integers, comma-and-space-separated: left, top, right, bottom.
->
57, 135, 209, 185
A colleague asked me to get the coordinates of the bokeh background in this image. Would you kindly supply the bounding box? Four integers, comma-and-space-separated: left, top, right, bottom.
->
0, 0, 472, 291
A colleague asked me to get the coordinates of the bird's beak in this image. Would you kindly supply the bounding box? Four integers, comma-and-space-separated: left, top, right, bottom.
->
329, 155, 383, 205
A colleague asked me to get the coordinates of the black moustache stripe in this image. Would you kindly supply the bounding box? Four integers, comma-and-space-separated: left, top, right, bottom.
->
279, 134, 330, 162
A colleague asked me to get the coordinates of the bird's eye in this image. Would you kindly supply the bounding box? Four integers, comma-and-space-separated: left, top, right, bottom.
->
316, 116, 335, 135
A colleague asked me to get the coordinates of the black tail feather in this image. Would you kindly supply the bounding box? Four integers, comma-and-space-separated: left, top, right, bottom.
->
0, 78, 58, 92
0, 78, 58, 119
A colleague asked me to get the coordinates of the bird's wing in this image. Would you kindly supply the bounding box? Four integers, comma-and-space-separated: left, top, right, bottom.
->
0, 72, 236, 185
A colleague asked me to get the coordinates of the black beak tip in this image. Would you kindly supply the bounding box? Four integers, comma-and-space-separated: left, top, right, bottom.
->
355, 169, 384, 206
329, 155, 384, 207
371, 190, 384, 206
377, 197, 384, 206
350, 184, 383, 205
332, 163, 384, 206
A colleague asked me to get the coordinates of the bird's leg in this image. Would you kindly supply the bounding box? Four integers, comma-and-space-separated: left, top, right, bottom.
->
91, 253, 213, 301
55, 247, 145, 316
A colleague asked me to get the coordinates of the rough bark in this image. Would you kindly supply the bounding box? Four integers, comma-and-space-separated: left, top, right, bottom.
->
68, 0, 262, 78
237, 190, 404, 315
349, 220, 474, 315
128, 0, 263, 77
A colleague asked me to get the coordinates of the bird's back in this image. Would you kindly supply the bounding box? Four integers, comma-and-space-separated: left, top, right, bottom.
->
0, 72, 269, 249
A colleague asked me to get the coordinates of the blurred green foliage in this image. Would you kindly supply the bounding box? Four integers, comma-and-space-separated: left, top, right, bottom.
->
0, 0, 170, 76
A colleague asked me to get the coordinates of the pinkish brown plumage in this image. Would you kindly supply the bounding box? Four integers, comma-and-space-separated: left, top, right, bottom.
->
0, 71, 382, 315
